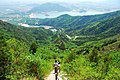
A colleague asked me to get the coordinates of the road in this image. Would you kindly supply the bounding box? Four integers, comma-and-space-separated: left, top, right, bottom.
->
44, 70, 68, 80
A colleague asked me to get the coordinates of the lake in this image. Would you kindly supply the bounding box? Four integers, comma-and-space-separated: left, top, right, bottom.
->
29, 10, 115, 19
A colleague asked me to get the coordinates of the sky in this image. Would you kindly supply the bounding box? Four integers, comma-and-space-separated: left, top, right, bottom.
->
1, 0, 107, 2
0, 0, 120, 7
0, 0, 119, 3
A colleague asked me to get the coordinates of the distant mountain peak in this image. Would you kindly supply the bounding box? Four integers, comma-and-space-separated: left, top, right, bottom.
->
28, 2, 70, 13
57, 14, 71, 17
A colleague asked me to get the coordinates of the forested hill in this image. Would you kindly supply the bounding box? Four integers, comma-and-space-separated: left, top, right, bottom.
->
28, 2, 70, 13
1, 10, 120, 46
68, 15, 120, 36
0, 20, 58, 80
26, 10, 120, 29
23, 10, 120, 38
0, 20, 53, 45
21, 10, 120, 46
0, 9, 120, 80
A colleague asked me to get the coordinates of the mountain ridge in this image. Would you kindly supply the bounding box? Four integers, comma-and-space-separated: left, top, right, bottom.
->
28, 2, 70, 13
26, 10, 120, 29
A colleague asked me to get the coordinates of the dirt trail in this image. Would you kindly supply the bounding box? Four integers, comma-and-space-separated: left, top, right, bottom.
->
44, 70, 68, 80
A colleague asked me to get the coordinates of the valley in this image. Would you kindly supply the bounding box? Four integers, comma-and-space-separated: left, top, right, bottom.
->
0, 1, 120, 80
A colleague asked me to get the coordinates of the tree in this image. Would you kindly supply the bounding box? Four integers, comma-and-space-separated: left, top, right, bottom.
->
118, 44, 120, 48
29, 42, 38, 54
59, 40, 66, 50
88, 47, 98, 62
0, 39, 10, 80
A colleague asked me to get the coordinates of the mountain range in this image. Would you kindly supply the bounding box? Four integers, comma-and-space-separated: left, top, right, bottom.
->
28, 3, 70, 13
25, 10, 120, 36
0, 10, 120, 46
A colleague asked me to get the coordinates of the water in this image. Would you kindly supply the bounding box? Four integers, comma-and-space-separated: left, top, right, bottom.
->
29, 10, 112, 19
19, 23, 57, 32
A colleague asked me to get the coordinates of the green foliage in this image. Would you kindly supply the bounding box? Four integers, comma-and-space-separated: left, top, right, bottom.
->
16, 10, 120, 30
0, 38, 10, 80
6, 39, 29, 79
1, 10, 120, 80
118, 44, 120, 48
53, 32, 69, 50
58, 40, 66, 50
63, 49, 120, 80
0, 38, 28, 79
61, 35, 120, 80
0, 20, 53, 45
29, 42, 38, 54
77, 16, 120, 36
0, 37, 56, 80
88, 47, 98, 62
65, 51, 76, 63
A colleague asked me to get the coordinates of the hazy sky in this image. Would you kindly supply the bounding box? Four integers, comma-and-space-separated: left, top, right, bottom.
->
0, 0, 120, 6
1, 0, 108, 2
0, 0, 119, 3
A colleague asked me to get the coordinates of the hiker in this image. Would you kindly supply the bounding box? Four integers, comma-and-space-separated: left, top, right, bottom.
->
54, 60, 58, 74
57, 61, 60, 73
54, 60, 59, 80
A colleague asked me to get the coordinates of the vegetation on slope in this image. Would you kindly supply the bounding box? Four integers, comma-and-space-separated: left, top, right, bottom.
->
24, 10, 120, 29
61, 35, 120, 80
0, 10, 120, 80
0, 20, 71, 79
0, 20, 53, 45
72, 16, 120, 36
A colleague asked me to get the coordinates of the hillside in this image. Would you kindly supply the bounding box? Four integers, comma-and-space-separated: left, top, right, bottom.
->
25, 10, 120, 45
30, 10, 120, 28
74, 16, 120, 36
28, 3, 70, 13
7, 10, 120, 31
22, 10, 120, 37
62, 34, 120, 80
0, 20, 53, 45
0, 10, 120, 80
7, 10, 120, 46
0, 20, 59, 80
